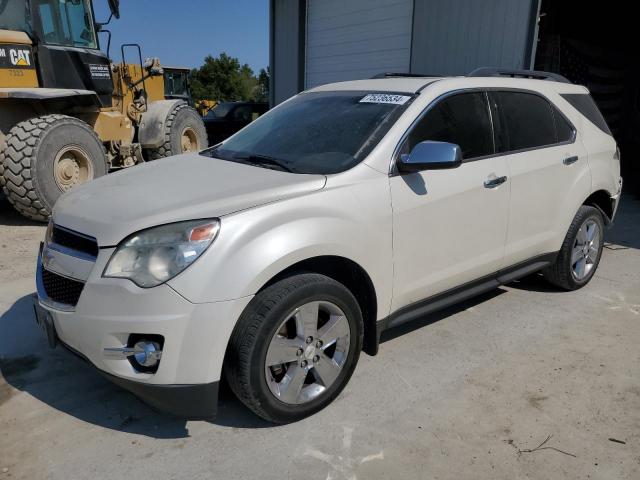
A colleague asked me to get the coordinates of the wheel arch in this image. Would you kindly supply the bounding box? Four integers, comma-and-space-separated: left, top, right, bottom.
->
138, 99, 186, 149
583, 189, 614, 224
257, 255, 380, 356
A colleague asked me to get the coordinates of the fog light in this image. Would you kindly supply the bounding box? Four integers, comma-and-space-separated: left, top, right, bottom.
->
133, 341, 162, 367
103, 336, 164, 373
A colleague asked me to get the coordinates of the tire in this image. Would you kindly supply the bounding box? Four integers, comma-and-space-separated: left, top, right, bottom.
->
145, 104, 208, 160
543, 205, 605, 290
0, 115, 108, 222
224, 273, 364, 423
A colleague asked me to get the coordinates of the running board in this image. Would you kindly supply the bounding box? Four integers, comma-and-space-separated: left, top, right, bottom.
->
374, 252, 558, 349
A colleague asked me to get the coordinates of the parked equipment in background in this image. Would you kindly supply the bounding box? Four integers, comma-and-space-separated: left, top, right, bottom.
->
195, 99, 218, 117
0, 0, 208, 221
203, 101, 268, 145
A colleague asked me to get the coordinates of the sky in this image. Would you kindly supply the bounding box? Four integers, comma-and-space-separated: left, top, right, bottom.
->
93, 0, 269, 73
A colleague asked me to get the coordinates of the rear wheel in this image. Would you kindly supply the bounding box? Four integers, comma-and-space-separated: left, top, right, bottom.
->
543, 205, 605, 290
224, 273, 363, 423
146, 104, 208, 160
0, 115, 108, 221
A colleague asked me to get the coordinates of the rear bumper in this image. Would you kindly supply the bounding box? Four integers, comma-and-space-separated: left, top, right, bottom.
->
610, 177, 623, 223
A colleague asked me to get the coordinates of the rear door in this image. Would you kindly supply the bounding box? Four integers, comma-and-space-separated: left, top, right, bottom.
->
489, 90, 590, 267
390, 91, 510, 311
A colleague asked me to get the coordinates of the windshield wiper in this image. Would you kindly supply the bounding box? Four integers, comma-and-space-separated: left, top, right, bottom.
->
232, 154, 294, 173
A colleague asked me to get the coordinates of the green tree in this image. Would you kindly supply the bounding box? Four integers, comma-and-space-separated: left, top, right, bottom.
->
190, 52, 256, 101
253, 67, 270, 102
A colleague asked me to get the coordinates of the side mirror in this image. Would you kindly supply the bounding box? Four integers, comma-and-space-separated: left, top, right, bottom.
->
397, 141, 462, 173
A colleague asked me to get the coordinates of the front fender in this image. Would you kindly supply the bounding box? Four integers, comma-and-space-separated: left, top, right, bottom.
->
138, 99, 185, 148
168, 178, 393, 318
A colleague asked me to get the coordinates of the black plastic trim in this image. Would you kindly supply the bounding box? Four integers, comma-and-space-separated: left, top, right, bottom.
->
468, 67, 571, 84
59, 340, 218, 419
375, 252, 558, 343
106, 374, 219, 420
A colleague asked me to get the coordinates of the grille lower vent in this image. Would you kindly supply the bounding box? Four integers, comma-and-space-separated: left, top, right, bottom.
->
41, 268, 85, 307
51, 225, 99, 258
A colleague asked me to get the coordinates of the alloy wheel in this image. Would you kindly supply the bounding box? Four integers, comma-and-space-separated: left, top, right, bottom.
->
264, 300, 351, 405
571, 218, 601, 281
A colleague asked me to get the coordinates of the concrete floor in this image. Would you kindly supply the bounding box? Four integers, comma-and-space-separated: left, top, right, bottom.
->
1, 197, 639, 480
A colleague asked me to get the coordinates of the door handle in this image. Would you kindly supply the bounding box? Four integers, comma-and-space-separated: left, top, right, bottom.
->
484, 175, 507, 189
563, 155, 579, 165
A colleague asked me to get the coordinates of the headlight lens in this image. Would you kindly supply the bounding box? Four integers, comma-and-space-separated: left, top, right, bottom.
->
103, 219, 220, 287
45, 220, 54, 244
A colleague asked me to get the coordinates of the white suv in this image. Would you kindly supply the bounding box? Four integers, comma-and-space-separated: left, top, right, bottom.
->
34, 70, 622, 423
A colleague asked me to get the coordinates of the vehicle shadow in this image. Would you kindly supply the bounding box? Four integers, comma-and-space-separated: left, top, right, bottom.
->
380, 288, 507, 343
0, 295, 271, 438
0, 203, 44, 227
506, 272, 562, 293
603, 194, 640, 250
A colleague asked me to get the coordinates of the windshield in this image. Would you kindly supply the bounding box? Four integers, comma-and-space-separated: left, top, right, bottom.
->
201, 91, 412, 174
0, 0, 31, 33
164, 70, 189, 97
32, 0, 98, 48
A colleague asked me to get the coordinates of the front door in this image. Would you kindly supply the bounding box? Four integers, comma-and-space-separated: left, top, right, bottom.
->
390, 91, 510, 312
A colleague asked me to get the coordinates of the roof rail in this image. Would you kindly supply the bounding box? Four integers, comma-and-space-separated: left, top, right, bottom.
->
467, 67, 571, 84
371, 72, 440, 79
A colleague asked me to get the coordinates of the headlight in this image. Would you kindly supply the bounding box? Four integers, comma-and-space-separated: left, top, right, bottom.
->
103, 219, 220, 288
45, 220, 53, 244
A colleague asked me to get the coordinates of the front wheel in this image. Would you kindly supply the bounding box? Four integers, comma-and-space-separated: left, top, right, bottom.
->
543, 205, 605, 290
224, 274, 363, 423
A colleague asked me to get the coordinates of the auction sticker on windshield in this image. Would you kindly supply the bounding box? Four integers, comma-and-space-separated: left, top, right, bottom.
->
360, 94, 411, 105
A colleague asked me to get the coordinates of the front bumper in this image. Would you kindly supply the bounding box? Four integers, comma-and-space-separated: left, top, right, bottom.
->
36, 241, 252, 417
58, 337, 219, 419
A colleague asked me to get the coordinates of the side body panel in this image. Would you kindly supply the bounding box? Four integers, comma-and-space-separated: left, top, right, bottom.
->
500, 92, 592, 266
389, 157, 510, 311
168, 163, 395, 320
564, 100, 620, 197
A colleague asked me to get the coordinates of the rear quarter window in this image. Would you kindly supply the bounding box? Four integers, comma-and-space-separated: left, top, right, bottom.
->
561, 93, 612, 136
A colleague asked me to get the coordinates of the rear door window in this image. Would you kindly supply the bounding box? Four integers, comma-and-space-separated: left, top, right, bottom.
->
403, 92, 494, 160
492, 92, 558, 152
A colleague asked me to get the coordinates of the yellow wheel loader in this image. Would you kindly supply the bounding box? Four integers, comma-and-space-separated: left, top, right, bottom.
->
0, 0, 208, 221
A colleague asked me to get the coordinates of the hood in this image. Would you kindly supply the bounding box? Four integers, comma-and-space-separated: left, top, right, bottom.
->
54, 153, 326, 246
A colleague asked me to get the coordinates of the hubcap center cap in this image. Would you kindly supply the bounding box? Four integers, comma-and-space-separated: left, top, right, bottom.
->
304, 345, 316, 360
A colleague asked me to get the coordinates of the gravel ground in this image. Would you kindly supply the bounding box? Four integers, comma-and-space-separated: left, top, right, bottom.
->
0, 196, 639, 480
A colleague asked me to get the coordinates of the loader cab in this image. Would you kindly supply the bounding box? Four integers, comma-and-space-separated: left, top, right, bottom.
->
0, 0, 115, 106
163, 67, 192, 103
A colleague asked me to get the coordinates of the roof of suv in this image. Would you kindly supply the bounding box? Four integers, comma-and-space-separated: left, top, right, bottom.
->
307, 74, 588, 96
309, 77, 443, 94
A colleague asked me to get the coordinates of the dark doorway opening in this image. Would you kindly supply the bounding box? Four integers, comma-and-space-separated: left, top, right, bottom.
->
535, 0, 639, 193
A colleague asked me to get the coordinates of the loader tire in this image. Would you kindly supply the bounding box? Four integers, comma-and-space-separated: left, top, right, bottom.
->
146, 104, 208, 160
0, 115, 108, 222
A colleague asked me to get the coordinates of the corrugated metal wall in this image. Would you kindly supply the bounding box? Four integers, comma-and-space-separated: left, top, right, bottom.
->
271, 0, 304, 105
305, 0, 414, 88
270, 0, 538, 103
410, 0, 538, 75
